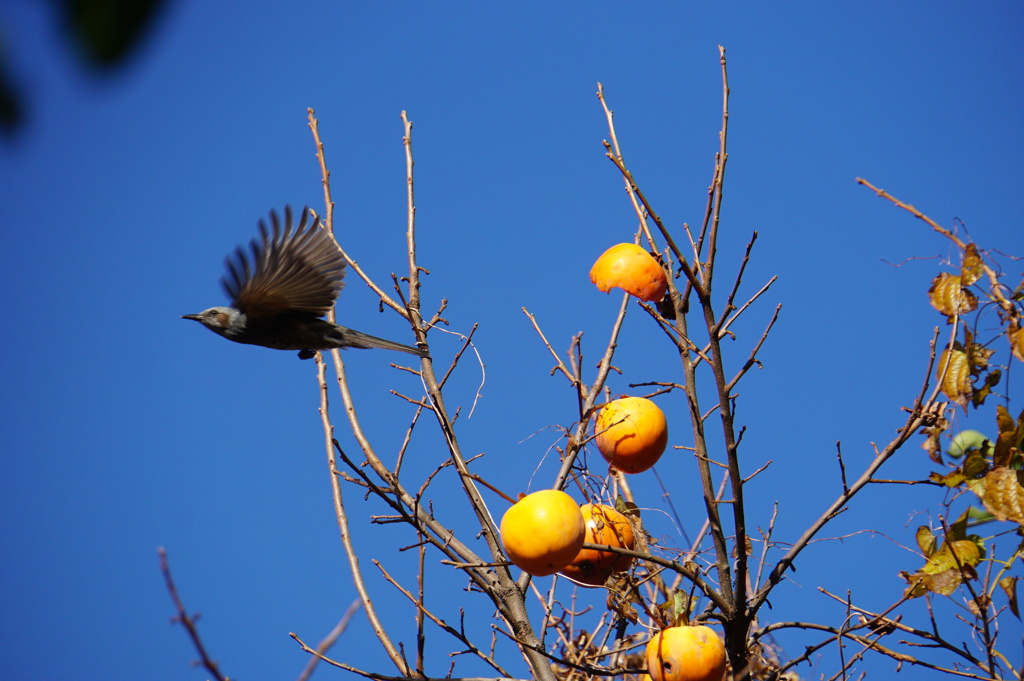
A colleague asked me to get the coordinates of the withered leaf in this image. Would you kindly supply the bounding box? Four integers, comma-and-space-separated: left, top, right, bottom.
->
930, 469, 967, 487
968, 593, 991, 617
1000, 576, 1020, 619
962, 448, 993, 480
1010, 321, 1024, 363
915, 526, 937, 557
903, 568, 963, 597
919, 538, 984, 575
960, 243, 985, 286
993, 405, 1024, 468
973, 466, 1024, 523
928, 272, 978, 317
973, 369, 1001, 407
966, 341, 995, 375
903, 534, 985, 598
920, 409, 950, 462
930, 449, 990, 487
937, 347, 972, 407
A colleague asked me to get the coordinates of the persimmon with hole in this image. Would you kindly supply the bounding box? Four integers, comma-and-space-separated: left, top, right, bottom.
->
589, 243, 668, 302
500, 490, 585, 576
594, 397, 668, 474
646, 625, 727, 681
559, 503, 636, 586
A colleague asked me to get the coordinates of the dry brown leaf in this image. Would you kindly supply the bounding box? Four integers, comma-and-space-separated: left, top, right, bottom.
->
903, 533, 985, 598
937, 347, 972, 407
994, 405, 1024, 467
973, 466, 1024, 523
1000, 576, 1020, 619
915, 526, 937, 557
904, 566, 964, 597
920, 538, 983, 574
919, 407, 950, 462
1010, 321, 1024, 363
966, 340, 995, 374
928, 272, 978, 317
961, 243, 985, 286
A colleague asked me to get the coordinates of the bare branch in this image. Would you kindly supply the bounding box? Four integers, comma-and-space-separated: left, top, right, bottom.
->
159, 547, 229, 681
295, 600, 362, 681
315, 354, 409, 674
373, 560, 515, 678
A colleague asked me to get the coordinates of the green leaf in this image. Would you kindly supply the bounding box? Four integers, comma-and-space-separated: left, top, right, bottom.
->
964, 506, 996, 525
947, 430, 991, 458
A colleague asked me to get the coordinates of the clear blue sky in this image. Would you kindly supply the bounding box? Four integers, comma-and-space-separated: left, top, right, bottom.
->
1, 2, 1022, 680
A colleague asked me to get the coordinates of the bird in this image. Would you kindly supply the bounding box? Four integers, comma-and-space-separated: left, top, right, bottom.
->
183, 206, 429, 360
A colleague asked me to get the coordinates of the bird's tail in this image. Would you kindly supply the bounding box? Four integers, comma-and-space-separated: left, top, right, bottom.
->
337, 327, 430, 358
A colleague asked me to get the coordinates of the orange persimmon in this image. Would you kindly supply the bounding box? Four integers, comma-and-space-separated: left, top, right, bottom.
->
646, 625, 727, 681
589, 243, 668, 302
594, 397, 669, 474
500, 490, 585, 576
559, 503, 636, 586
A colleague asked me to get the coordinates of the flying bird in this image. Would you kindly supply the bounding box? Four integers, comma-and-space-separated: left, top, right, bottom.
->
183, 206, 428, 360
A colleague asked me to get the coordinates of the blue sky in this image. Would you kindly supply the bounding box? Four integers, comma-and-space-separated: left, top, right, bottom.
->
1, 2, 1022, 680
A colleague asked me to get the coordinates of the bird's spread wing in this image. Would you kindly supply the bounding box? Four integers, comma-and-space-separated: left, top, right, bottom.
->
222, 206, 346, 320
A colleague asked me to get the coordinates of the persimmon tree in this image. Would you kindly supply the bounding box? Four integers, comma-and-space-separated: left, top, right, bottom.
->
165, 46, 1024, 680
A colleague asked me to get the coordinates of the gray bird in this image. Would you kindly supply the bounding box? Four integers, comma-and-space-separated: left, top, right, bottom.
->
183, 206, 429, 360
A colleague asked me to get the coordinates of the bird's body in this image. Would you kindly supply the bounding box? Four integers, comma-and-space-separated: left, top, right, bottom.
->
183, 206, 428, 360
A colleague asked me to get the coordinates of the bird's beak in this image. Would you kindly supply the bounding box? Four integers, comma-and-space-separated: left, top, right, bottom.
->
181, 314, 201, 321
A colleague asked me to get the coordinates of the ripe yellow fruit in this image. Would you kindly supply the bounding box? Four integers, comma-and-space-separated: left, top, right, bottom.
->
594, 397, 669, 474
500, 490, 585, 576
589, 243, 668, 302
559, 503, 636, 586
646, 625, 727, 681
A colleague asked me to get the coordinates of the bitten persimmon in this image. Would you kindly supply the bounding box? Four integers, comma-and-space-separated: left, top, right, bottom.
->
594, 397, 668, 474
646, 625, 727, 681
559, 503, 636, 586
589, 243, 668, 302
500, 490, 585, 576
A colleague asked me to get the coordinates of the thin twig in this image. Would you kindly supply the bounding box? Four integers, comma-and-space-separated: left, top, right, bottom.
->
158, 547, 229, 681
315, 353, 409, 674
295, 599, 362, 681
374, 561, 514, 677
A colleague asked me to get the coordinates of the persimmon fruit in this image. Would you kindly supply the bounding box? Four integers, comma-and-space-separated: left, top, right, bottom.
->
594, 397, 669, 474
559, 503, 636, 586
500, 490, 585, 576
589, 243, 668, 302
646, 625, 727, 681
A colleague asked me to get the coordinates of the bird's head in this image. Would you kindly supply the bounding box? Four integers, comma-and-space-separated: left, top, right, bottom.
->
182, 307, 245, 338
